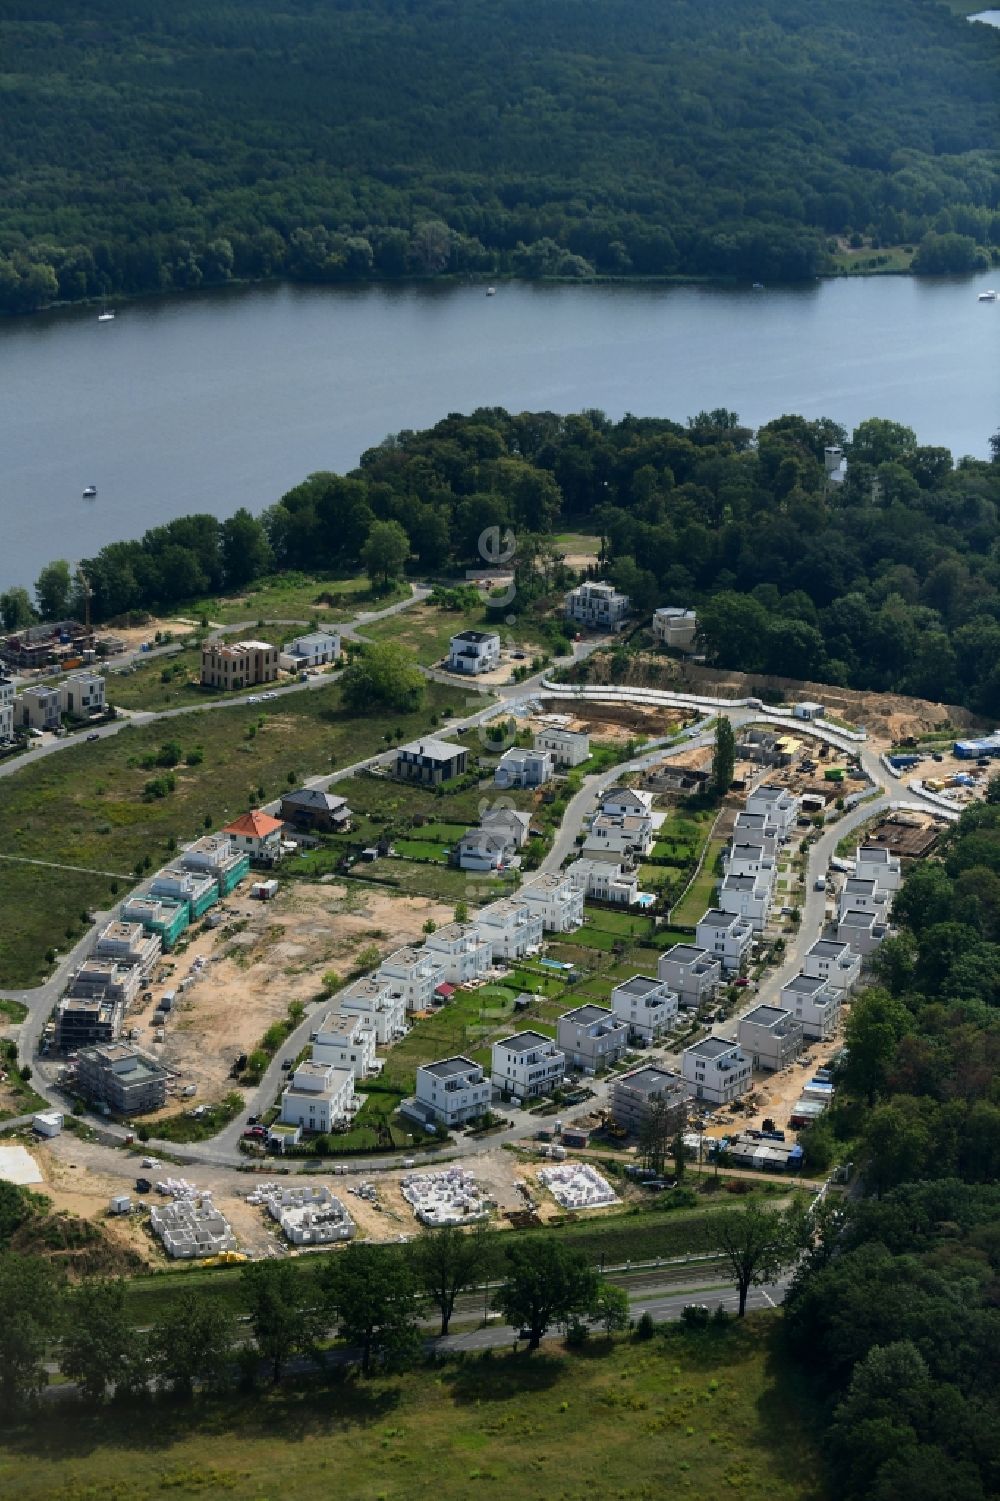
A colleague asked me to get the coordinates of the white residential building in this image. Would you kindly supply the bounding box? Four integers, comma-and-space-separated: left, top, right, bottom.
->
474, 899, 543, 961
280, 1061, 355, 1133
17, 685, 61, 732
738, 1005, 804, 1072
681, 1037, 752, 1105
59, 672, 106, 717
453, 826, 511, 872
491, 1031, 566, 1099
657, 943, 722, 1008
610, 974, 679, 1044
601, 787, 654, 820
726, 839, 778, 883
779, 972, 842, 1041
837, 877, 890, 922
533, 726, 590, 767
67, 958, 143, 1008
377, 946, 444, 1015
415, 1056, 491, 1126
652, 606, 698, 651
718, 872, 772, 933
518, 870, 585, 933
744, 784, 800, 840
0, 673, 13, 742
837, 908, 888, 957
93, 920, 161, 980
802, 939, 862, 995
447, 630, 501, 675
733, 811, 770, 843
424, 922, 493, 984
278, 630, 341, 671
695, 908, 754, 972
494, 746, 552, 789
854, 844, 903, 894
566, 855, 641, 907
556, 1004, 629, 1072
480, 806, 532, 850
564, 579, 630, 632
339, 974, 407, 1042
583, 812, 653, 860
311, 1013, 377, 1079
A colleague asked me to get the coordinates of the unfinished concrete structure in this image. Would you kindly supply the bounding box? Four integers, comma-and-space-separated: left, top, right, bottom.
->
538, 1162, 618, 1210
249, 1182, 355, 1245
150, 1196, 237, 1259
401, 1167, 489, 1226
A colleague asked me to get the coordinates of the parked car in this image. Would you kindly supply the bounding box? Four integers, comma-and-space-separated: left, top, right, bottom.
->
814, 876, 826, 891
86, 732, 101, 742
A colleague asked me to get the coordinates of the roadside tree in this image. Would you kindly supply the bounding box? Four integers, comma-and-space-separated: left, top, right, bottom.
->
493, 1240, 597, 1350
241, 1260, 322, 1383
0, 1252, 61, 1410
321, 1241, 421, 1375
151, 1294, 234, 1397
60, 1277, 134, 1403
714, 1202, 803, 1317
410, 1222, 493, 1337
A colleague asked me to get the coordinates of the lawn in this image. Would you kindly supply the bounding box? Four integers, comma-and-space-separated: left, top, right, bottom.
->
670, 832, 728, 927
0, 1317, 823, 1501
362, 600, 545, 667
176, 570, 407, 626
0, 681, 456, 986
381, 986, 521, 1092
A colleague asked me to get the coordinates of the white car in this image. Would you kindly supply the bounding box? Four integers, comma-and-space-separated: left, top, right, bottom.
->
262, 691, 278, 700
246, 695, 261, 703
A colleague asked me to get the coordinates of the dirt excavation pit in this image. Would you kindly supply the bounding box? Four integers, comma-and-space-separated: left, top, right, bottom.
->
149, 882, 453, 1105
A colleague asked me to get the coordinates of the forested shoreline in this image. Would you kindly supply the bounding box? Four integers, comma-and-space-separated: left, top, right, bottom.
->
0, 0, 998, 315
6, 406, 1000, 718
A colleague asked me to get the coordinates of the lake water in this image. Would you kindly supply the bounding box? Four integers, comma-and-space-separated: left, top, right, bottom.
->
969, 11, 1000, 27
2, 274, 999, 591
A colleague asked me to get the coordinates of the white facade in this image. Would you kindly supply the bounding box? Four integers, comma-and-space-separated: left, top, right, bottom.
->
480, 807, 531, 849
0, 674, 14, 741
564, 580, 630, 632
601, 787, 654, 820
339, 974, 407, 1042
556, 1004, 629, 1071
610, 974, 679, 1044
149, 866, 217, 908
837, 908, 888, 957
415, 1056, 491, 1125
744, 783, 800, 840
518, 871, 585, 933
377, 946, 444, 1015
695, 908, 753, 972
837, 877, 890, 922
738, 1005, 804, 1071
718, 873, 772, 933
854, 844, 903, 894
491, 1031, 565, 1099
311, 1014, 377, 1079
652, 607, 698, 651
566, 856, 640, 906
278, 630, 341, 670
280, 1061, 355, 1133
533, 726, 590, 767
473, 899, 543, 960
682, 1037, 752, 1105
59, 672, 106, 717
657, 943, 722, 1008
583, 812, 653, 859
453, 826, 508, 872
424, 923, 493, 983
779, 972, 842, 1041
18, 685, 61, 731
447, 630, 501, 675
494, 746, 552, 789
802, 939, 862, 995
94, 920, 161, 979
726, 839, 778, 882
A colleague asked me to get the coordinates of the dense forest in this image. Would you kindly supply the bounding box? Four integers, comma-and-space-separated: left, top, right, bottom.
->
784, 794, 1000, 1500
0, 0, 998, 313
10, 406, 998, 717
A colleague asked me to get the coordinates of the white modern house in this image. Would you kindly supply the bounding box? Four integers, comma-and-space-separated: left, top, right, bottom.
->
854, 844, 903, 894
657, 943, 722, 1008
453, 825, 512, 872
611, 1065, 688, 1134
610, 974, 679, 1044
802, 939, 862, 995
837, 877, 890, 922
59, 671, 106, 717
494, 746, 552, 789
278, 630, 341, 672
474, 898, 543, 961
695, 909, 753, 972
779, 972, 842, 1041
0, 673, 14, 742
744, 784, 800, 840
447, 630, 501, 675
518, 870, 585, 933
280, 1061, 355, 1133
533, 726, 590, 767
726, 839, 778, 883
17, 685, 61, 732
376, 946, 444, 1015
491, 1032, 565, 1100
415, 1056, 491, 1126
93, 919, 162, 980
718, 872, 773, 933
836, 908, 888, 957
481, 806, 532, 850
738, 1005, 804, 1071
311, 1014, 377, 1080
556, 1003, 629, 1072
424, 923, 493, 983
339, 974, 407, 1042
564, 580, 630, 632
681, 1037, 752, 1105
652, 607, 698, 651
601, 787, 654, 820
566, 855, 641, 907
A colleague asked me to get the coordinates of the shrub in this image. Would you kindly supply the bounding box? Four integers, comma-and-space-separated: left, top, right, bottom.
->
634, 1311, 656, 1340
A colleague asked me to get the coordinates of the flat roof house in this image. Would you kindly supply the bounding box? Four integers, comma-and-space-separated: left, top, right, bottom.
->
474, 898, 543, 961
339, 974, 406, 1042
566, 855, 641, 907
583, 811, 653, 860
377, 945, 444, 1016
278, 629, 341, 672
201, 639, 278, 690
744, 784, 800, 840
726, 839, 778, 883
280, 787, 351, 833
55, 995, 124, 1052
738, 1005, 804, 1072
854, 843, 903, 894
836, 907, 888, 957
518, 870, 584, 933
149, 866, 219, 920
802, 939, 862, 995
75, 1042, 168, 1116
280, 1061, 355, 1134
491, 1031, 566, 1100
120, 893, 190, 950
612, 1065, 688, 1135
94, 919, 161, 979
447, 630, 501, 675
565, 580, 631, 632
652, 606, 698, 652
695, 909, 753, 973
681, 1037, 752, 1106
657, 943, 722, 1008
415, 1056, 490, 1126
59, 672, 105, 718
424, 922, 493, 984
837, 877, 889, 922
17, 685, 61, 732
533, 726, 590, 767
66, 958, 142, 1008
223, 809, 285, 867
0, 673, 14, 743
779, 972, 842, 1040
557, 1003, 629, 1073
718, 872, 772, 933
311, 1014, 377, 1080
494, 746, 552, 789
180, 832, 250, 894
610, 974, 679, 1044
395, 736, 468, 786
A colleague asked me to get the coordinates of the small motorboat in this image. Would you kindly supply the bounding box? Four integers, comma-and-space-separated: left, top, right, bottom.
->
978, 290, 997, 302
97, 302, 115, 320
752, 281, 765, 291
82, 485, 97, 498
486, 286, 497, 296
